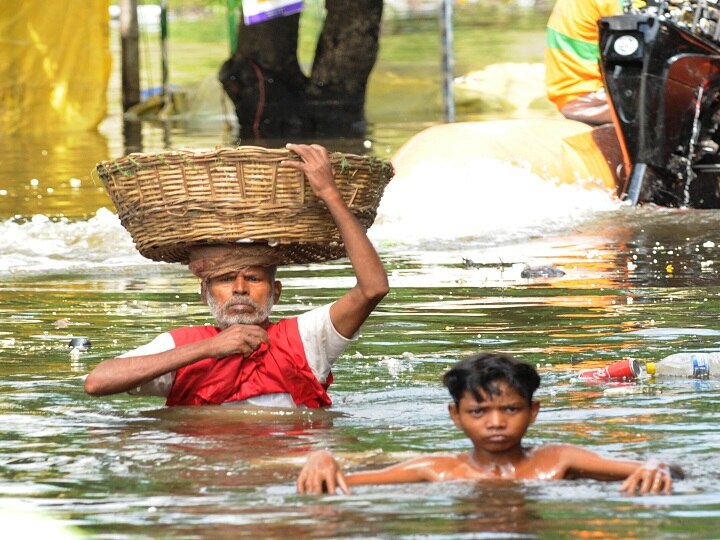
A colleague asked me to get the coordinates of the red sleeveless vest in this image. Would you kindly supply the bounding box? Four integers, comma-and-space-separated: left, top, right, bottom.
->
165, 318, 333, 407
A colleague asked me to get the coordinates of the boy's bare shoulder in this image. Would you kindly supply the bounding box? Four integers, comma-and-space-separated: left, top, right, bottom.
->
516, 444, 586, 479
531, 443, 598, 455
528, 443, 600, 463
409, 453, 467, 467
524, 443, 635, 478
530, 443, 578, 455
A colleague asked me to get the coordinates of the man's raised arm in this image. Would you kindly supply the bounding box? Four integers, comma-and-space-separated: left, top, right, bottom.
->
283, 143, 389, 339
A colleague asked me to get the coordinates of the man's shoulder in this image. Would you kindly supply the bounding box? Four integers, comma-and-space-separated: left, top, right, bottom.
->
269, 306, 327, 336
168, 325, 220, 343
600, 0, 622, 16
286, 304, 331, 328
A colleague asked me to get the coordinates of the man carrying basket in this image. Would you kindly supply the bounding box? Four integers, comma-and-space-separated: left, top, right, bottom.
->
84, 144, 389, 408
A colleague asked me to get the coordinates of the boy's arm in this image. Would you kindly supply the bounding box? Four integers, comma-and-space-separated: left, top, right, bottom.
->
297, 450, 350, 495
297, 451, 441, 495
346, 456, 445, 485
556, 445, 678, 494
84, 324, 268, 396
282, 144, 389, 339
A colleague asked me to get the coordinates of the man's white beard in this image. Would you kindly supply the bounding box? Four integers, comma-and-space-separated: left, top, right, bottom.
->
207, 292, 274, 329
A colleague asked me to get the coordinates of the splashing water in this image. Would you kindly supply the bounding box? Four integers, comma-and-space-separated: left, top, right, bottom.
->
371, 157, 620, 244
1, 159, 622, 275
0, 208, 145, 274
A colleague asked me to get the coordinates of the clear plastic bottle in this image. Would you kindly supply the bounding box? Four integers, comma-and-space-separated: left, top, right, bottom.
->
646, 352, 720, 379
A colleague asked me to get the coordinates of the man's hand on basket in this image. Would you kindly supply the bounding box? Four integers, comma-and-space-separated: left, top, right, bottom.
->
282, 142, 389, 340
283, 144, 341, 203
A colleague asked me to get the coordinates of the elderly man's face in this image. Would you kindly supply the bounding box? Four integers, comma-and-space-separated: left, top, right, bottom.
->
205, 266, 281, 328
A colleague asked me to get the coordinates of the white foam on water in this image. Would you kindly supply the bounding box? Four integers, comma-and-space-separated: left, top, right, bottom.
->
370, 156, 621, 245
1, 158, 623, 275
0, 207, 149, 274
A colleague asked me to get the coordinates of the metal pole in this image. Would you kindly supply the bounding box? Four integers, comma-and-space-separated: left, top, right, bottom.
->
120, 0, 141, 112
626, 163, 646, 205
160, 0, 170, 110
439, 0, 455, 123
227, 0, 239, 55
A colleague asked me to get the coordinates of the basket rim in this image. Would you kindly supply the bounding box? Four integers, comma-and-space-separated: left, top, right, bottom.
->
95, 145, 394, 169
95, 146, 394, 265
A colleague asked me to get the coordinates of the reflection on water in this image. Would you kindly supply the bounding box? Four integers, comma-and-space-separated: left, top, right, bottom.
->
3, 187, 720, 536
2, 33, 720, 540
0, 130, 112, 219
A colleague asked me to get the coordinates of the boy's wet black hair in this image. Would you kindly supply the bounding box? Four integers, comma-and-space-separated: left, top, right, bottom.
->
442, 352, 541, 406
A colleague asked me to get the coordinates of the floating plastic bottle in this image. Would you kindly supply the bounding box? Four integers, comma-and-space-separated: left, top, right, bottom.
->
645, 352, 720, 379
578, 359, 639, 381
603, 385, 660, 397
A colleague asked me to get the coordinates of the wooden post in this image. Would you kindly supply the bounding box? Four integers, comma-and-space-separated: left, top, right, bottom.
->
120, 0, 141, 112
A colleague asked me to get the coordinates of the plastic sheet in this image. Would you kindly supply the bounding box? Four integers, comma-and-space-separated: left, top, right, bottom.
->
0, 0, 110, 133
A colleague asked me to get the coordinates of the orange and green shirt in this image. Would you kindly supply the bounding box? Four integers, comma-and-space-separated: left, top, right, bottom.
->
545, 0, 625, 109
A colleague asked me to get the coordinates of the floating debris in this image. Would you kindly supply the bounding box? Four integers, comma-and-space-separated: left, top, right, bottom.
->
521, 264, 565, 278
603, 385, 661, 396
54, 318, 70, 329
461, 257, 482, 269
68, 337, 91, 350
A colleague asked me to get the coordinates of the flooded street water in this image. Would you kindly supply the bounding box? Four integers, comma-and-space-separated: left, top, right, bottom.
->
2, 7, 720, 539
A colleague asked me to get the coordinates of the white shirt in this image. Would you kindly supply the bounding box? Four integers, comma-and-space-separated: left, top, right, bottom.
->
124, 303, 356, 407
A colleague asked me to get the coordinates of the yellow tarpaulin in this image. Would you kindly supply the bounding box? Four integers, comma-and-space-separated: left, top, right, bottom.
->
0, 0, 110, 133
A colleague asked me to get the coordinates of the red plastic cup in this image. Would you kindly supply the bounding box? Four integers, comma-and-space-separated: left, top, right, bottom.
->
578, 359, 640, 380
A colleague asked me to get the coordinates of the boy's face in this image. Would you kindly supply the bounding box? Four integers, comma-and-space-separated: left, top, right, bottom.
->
448, 380, 540, 455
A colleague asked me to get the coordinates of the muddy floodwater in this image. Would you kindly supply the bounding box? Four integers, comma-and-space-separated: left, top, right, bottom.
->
1, 6, 720, 539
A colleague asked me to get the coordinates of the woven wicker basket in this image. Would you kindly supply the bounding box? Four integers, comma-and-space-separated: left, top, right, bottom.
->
95, 146, 394, 264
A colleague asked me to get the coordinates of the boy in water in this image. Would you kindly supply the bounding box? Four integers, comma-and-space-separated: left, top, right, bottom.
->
297, 352, 682, 495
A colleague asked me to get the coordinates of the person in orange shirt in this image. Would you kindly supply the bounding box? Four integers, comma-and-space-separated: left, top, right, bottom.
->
545, 0, 626, 125
297, 352, 683, 495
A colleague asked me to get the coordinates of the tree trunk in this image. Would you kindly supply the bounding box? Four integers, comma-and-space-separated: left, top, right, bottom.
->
219, 1, 383, 142
307, 0, 382, 134
219, 13, 306, 139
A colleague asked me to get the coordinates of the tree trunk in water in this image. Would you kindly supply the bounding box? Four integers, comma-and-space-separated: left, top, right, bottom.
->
219, 1, 383, 143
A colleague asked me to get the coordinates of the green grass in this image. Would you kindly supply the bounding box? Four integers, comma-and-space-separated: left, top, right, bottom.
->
126, 3, 549, 120
156, 2, 549, 77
